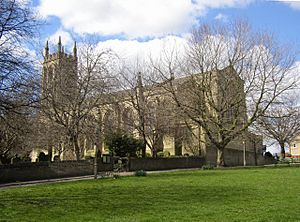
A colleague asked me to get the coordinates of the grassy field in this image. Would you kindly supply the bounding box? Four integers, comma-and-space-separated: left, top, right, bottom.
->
0, 167, 300, 222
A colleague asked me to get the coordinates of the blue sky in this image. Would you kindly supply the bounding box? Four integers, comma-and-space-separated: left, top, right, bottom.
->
205, 1, 300, 44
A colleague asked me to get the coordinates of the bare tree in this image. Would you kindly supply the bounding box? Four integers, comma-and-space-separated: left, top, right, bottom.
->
0, 113, 24, 163
118, 67, 173, 158
0, 0, 41, 163
0, 0, 40, 113
41, 41, 117, 160
0, 105, 37, 164
152, 20, 298, 166
255, 96, 300, 159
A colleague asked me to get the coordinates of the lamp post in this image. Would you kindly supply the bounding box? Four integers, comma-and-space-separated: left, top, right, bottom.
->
94, 142, 98, 179
243, 139, 246, 166
242, 118, 247, 167
94, 110, 102, 179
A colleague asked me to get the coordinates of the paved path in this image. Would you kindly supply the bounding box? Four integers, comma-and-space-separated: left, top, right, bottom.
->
0, 168, 200, 189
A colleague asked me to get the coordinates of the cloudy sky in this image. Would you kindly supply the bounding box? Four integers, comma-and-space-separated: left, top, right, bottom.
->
31, 0, 300, 61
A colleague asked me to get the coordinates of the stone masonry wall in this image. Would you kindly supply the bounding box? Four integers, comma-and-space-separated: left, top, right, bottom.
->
205, 145, 270, 166
129, 156, 205, 171
0, 160, 113, 183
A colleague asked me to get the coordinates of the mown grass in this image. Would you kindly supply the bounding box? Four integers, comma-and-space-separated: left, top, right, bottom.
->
0, 167, 300, 221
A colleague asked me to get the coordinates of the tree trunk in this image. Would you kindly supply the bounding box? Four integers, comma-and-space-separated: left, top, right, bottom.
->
47, 143, 53, 162
139, 126, 147, 158
279, 141, 285, 159
152, 148, 157, 158
253, 141, 257, 166
71, 134, 80, 161
141, 142, 146, 158
74, 142, 80, 161
217, 148, 225, 167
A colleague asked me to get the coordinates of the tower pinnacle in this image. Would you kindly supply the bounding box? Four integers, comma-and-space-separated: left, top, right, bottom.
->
137, 71, 143, 88
73, 41, 77, 58
58, 36, 62, 53
45, 40, 49, 58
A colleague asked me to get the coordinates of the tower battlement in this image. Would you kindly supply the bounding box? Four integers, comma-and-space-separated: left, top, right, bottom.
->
44, 36, 77, 62
42, 37, 78, 104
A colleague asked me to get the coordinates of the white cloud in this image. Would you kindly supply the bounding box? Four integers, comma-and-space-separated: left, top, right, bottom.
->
94, 35, 188, 67
38, 0, 254, 39
194, 0, 254, 12
272, 0, 300, 10
214, 13, 228, 22
285, 2, 300, 10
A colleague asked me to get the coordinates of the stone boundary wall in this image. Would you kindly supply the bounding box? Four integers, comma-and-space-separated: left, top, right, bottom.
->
0, 153, 274, 183
129, 156, 205, 171
0, 160, 113, 183
206, 146, 275, 166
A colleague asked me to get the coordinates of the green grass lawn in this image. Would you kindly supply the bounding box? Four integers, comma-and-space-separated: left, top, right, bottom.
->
0, 167, 300, 222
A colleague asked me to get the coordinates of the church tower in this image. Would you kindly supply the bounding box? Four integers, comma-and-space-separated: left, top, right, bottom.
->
42, 37, 78, 105
40, 37, 78, 161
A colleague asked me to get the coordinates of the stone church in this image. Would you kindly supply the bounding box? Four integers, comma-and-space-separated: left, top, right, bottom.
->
32, 38, 263, 166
